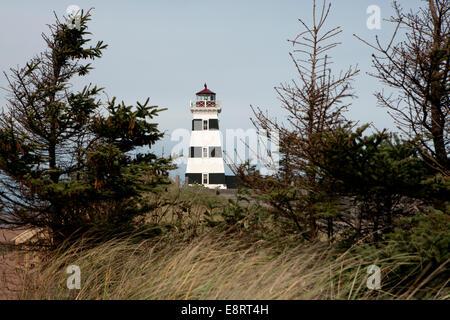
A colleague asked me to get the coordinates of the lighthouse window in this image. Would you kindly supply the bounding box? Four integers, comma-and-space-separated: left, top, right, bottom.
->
185, 173, 201, 184
190, 147, 202, 158
192, 119, 202, 131
209, 147, 222, 158
202, 147, 208, 158
209, 119, 219, 130
203, 120, 208, 130
202, 173, 208, 184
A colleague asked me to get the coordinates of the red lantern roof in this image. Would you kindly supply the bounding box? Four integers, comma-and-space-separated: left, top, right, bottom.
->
196, 83, 215, 95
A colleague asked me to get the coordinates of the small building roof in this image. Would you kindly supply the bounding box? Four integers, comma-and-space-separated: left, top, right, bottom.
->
196, 83, 215, 95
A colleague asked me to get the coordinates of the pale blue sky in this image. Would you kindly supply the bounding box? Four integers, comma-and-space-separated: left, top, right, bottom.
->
0, 0, 423, 177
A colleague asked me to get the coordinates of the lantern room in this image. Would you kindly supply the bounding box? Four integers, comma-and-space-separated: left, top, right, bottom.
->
190, 83, 221, 112
196, 83, 216, 101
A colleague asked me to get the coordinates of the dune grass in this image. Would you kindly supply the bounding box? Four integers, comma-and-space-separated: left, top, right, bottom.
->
18, 228, 449, 300
12, 185, 449, 300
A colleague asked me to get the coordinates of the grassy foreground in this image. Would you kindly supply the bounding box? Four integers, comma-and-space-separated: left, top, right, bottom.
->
19, 229, 448, 300
11, 185, 449, 300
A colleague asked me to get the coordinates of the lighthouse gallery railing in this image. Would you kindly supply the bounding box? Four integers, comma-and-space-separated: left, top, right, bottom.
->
190, 100, 222, 111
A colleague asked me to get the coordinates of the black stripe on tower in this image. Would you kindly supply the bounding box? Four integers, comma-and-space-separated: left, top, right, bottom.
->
209, 173, 225, 184
185, 173, 202, 184
185, 173, 225, 184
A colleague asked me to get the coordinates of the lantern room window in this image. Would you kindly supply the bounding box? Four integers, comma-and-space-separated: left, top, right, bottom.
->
197, 94, 214, 101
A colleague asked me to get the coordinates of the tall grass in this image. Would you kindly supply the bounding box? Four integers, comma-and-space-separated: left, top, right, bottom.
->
19, 230, 449, 300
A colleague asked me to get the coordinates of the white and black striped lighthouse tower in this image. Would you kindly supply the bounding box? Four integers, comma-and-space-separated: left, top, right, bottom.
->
185, 84, 226, 189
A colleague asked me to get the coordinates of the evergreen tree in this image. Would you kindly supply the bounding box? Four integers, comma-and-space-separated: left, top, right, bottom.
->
356, 0, 449, 174
314, 125, 447, 241
235, 0, 359, 240
0, 9, 174, 244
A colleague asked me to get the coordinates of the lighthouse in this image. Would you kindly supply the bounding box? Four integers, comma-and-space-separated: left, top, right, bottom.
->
185, 84, 227, 189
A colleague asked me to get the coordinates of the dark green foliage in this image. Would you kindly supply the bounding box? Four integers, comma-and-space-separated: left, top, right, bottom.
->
363, 207, 450, 298
314, 125, 448, 241
0, 10, 174, 245
387, 208, 450, 266
91, 97, 164, 153
315, 125, 430, 198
